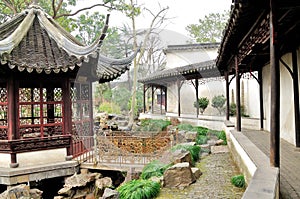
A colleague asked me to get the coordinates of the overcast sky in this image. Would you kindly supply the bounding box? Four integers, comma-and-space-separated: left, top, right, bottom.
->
76, 0, 232, 36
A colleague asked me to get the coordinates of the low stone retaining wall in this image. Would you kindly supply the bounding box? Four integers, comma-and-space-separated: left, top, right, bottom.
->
224, 123, 279, 199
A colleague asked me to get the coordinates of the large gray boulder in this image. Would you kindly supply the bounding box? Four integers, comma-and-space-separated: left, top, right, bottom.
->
101, 188, 120, 199
163, 162, 196, 189
0, 184, 43, 199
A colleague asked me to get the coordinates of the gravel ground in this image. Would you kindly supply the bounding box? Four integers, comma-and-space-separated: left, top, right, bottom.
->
156, 152, 245, 199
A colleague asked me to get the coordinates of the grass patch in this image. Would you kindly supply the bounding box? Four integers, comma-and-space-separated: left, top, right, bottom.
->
196, 135, 208, 145
118, 179, 161, 199
140, 160, 172, 180
231, 175, 246, 188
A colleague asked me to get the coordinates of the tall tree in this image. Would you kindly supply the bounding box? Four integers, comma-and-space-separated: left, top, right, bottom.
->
121, 0, 168, 126
186, 11, 229, 43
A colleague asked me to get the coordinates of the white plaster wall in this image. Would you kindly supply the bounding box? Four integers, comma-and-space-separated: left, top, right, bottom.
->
229, 77, 260, 118
167, 83, 178, 113
165, 48, 218, 69
279, 53, 296, 144
262, 49, 300, 145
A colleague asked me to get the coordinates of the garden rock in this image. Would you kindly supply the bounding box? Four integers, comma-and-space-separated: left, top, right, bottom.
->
0, 184, 43, 199
216, 139, 224, 145
173, 150, 193, 166
163, 162, 196, 189
185, 131, 198, 141
64, 173, 101, 188
95, 177, 113, 190
149, 176, 164, 185
211, 145, 229, 154
191, 167, 202, 179
101, 188, 120, 199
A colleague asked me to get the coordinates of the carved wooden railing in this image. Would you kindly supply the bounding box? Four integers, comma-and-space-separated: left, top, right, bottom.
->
0, 135, 71, 153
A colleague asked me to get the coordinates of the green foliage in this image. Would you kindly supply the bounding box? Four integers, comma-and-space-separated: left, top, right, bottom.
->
186, 11, 229, 43
230, 103, 247, 117
99, 102, 121, 114
139, 119, 171, 131
195, 126, 208, 136
196, 135, 208, 145
177, 123, 194, 131
117, 179, 160, 199
171, 144, 201, 165
211, 95, 226, 115
74, 11, 107, 44
140, 160, 172, 180
112, 87, 131, 111
217, 131, 227, 145
231, 175, 246, 188
128, 89, 143, 117
194, 97, 209, 114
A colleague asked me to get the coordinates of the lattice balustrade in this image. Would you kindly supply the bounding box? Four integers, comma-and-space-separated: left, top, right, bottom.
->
96, 131, 175, 166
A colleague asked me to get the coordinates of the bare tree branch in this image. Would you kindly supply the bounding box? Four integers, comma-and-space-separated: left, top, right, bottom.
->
54, 3, 114, 19
2, 0, 17, 14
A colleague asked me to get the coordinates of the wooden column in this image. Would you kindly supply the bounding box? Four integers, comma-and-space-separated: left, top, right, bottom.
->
225, 71, 230, 121
7, 76, 18, 167
177, 80, 182, 117
62, 78, 72, 156
89, 81, 94, 136
258, 68, 264, 130
143, 85, 146, 113
160, 86, 163, 115
235, 56, 241, 132
164, 87, 167, 113
151, 85, 154, 114
270, 0, 280, 167
292, 50, 300, 147
195, 79, 199, 117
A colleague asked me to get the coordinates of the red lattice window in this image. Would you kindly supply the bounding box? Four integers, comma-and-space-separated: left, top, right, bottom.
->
18, 86, 63, 139
0, 83, 8, 140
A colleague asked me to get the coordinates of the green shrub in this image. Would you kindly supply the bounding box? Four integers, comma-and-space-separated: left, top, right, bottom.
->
217, 131, 227, 145
230, 103, 247, 117
194, 97, 209, 114
139, 119, 171, 131
171, 144, 201, 165
212, 95, 226, 115
99, 102, 121, 114
117, 179, 161, 199
196, 135, 208, 145
177, 123, 194, 131
195, 126, 208, 136
231, 175, 246, 188
140, 160, 172, 180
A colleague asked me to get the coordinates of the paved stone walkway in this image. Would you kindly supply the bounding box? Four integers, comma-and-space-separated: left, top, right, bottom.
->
156, 153, 245, 199
242, 129, 300, 199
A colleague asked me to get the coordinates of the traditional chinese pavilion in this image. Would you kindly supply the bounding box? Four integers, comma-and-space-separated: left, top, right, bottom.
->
0, 3, 134, 179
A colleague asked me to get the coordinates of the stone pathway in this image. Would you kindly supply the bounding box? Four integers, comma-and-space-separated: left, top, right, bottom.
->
156, 152, 245, 199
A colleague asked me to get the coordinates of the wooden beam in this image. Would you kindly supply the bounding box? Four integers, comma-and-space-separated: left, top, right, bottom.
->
292, 50, 300, 147
270, 0, 280, 167
195, 79, 199, 117
143, 84, 146, 113
151, 85, 154, 114
177, 80, 182, 117
160, 86, 163, 115
7, 76, 16, 140
258, 68, 264, 130
225, 71, 230, 121
62, 78, 72, 156
165, 87, 167, 113
235, 56, 241, 132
